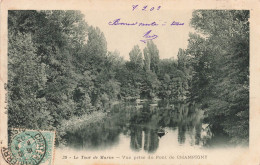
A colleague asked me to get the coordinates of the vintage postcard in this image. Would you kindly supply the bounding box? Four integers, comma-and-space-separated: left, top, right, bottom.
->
0, 0, 260, 164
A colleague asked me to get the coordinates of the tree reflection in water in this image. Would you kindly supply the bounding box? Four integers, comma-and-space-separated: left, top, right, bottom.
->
130, 127, 142, 151
63, 100, 220, 152
143, 128, 159, 153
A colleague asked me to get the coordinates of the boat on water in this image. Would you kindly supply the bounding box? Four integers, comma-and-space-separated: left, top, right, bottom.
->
157, 127, 167, 138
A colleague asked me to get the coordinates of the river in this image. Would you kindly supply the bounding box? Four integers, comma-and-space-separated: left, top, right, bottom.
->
55, 100, 248, 165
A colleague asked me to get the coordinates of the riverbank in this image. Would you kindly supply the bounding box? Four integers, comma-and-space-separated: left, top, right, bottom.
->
56, 111, 107, 145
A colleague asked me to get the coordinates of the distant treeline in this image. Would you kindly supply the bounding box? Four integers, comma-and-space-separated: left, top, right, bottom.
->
8, 10, 249, 144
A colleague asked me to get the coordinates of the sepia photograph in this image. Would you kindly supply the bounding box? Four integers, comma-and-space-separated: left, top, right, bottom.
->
0, 0, 259, 165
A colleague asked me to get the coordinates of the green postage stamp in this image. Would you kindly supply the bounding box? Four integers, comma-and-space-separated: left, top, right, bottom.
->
1, 129, 55, 165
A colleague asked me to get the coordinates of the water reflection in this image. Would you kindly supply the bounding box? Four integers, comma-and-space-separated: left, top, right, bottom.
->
130, 127, 142, 151
63, 101, 222, 152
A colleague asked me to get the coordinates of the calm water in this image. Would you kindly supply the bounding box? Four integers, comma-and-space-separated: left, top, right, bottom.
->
63, 100, 231, 152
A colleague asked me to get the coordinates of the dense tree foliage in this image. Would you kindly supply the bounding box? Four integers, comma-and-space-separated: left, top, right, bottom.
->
186, 10, 249, 144
8, 10, 248, 145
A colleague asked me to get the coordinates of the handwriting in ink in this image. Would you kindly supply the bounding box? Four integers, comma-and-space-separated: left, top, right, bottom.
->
139, 22, 159, 26
132, 5, 161, 11
140, 30, 158, 43
108, 18, 138, 26
132, 5, 138, 11
171, 21, 184, 26
142, 5, 148, 11
108, 18, 159, 26
108, 18, 184, 27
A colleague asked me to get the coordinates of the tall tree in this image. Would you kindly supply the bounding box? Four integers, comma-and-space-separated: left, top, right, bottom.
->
8, 32, 52, 129
143, 41, 159, 73
129, 45, 144, 70
187, 10, 249, 144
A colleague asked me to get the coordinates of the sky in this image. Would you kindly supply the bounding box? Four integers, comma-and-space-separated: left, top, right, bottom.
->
82, 9, 194, 60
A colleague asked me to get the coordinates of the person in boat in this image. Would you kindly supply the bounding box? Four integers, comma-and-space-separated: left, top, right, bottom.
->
157, 126, 167, 138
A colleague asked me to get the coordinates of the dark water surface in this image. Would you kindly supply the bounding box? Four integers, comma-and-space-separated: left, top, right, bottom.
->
63, 101, 230, 152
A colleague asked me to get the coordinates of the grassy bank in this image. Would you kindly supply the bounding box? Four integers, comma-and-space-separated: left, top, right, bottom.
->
56, 111, 107, 145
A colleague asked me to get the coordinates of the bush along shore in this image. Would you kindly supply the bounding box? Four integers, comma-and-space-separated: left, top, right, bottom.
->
56, 111, 107, 145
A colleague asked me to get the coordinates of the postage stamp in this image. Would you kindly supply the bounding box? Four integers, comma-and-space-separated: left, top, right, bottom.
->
1, 129, 55, 165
